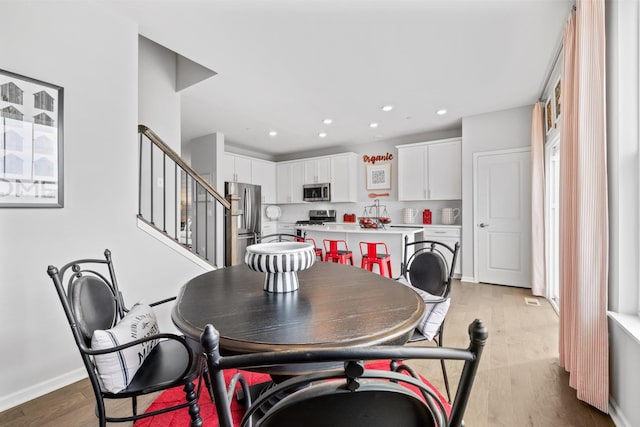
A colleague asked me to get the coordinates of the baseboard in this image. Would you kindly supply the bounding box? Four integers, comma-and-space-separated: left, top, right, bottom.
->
461, 275, 476, 283
0, 368, 86, 413
609, 396, 630, 427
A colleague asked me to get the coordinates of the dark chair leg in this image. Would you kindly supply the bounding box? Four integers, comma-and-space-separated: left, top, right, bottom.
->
203, 363, 215, 402
96, 401, 107, 427
132, 395, 138, 416
437, 324, 452, 403
184, 381, 203, 427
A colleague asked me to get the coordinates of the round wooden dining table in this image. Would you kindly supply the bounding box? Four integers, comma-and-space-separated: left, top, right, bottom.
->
172, 261, 425, 366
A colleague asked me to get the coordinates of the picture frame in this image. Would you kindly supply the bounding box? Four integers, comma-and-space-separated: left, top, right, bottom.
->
554, 77, 561, 121
366, 162, 391, 190
545, 98, 554, 134
0, 69, 64, 207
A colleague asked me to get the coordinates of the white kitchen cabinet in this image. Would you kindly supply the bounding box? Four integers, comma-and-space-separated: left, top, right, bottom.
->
261, 220, 277, 237
396, 145, 425, 201
396, 138, 461, 201
427, 140, 462, 200
276, 161, 306, 203
304, 157, 332, 184
251, 158, 277, 204
277, 222, 296, 235
422, 226, 461, 277
223, 153, 252, 183
331, 153, 358, 202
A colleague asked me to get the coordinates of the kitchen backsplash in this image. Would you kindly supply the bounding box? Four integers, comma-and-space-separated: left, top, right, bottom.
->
269, 199, 462, 225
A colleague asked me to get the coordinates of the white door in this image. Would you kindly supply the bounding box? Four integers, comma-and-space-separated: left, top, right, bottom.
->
475, 149, 531, 287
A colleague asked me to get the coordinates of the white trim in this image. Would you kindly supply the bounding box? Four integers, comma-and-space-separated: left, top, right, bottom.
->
0, 368, 86, 412
610, 395, 632, 427
136, 218, 216, 271
608, 311, 640, 346
472, 147, 531, 283
460, 275, 477, 283
544, 134, 561, 305
394, 137, 461, 150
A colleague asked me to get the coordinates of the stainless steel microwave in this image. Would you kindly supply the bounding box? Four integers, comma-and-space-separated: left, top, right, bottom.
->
303, 183, 331, 202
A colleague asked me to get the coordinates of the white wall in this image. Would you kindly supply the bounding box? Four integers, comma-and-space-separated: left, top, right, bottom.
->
461, 105, 533, 280
189, 133, 226, 266
138, 35, 181, 150
0, 2, 207, 411
606, 0, 640, 425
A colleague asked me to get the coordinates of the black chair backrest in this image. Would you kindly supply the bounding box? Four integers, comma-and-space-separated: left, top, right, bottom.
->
402, 238, 460, 298
258, 233, 304, 243
47, 249, 125, 359
259, 381, 437, 427
201, 319, 488, 427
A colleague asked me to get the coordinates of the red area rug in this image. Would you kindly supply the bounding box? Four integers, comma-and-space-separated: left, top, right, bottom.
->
134, 361, 450, 426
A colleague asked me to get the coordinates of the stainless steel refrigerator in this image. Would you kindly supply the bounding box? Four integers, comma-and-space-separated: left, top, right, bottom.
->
225, 182, 261, 265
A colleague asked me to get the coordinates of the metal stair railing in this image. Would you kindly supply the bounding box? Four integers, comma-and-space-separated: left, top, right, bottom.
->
137, 125, 234, 266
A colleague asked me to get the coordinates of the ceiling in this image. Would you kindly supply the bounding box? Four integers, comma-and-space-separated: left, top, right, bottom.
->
104, 0, 573, 158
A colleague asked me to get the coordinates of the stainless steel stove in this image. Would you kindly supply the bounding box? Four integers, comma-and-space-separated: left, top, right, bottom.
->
295, 209, 336, 225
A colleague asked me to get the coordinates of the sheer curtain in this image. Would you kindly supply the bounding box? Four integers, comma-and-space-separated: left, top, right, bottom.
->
531, 103, 546, 297
558, 0, 609, 412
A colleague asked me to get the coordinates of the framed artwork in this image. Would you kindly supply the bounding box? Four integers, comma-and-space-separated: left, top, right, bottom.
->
366, 163, 391, 190
545, 99, 554, 134
0, 69, 64, 207
554, 78, 561, 121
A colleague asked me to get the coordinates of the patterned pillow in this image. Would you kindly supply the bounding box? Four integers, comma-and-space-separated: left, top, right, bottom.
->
397, 278, 450, 340
91, 303, 159, 393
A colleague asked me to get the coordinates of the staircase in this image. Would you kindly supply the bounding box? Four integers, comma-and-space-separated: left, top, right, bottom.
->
137, 125, 235, 267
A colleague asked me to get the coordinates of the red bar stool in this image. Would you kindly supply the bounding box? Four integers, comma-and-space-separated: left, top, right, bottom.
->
359, 242, 393, 278
305, 237, 324, 261
323, 239, 353, 265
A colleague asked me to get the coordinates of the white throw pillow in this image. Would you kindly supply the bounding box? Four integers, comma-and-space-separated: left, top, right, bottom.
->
397, 278, 450, 340
91, 303, 159, 393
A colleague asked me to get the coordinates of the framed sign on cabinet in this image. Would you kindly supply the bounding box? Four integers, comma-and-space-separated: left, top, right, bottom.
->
0, 69, 64, 208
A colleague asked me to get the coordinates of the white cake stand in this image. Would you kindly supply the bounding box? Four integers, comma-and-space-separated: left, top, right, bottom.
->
245, 242, 316, 293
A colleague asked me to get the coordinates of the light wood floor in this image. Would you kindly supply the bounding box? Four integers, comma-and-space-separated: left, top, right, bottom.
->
0, 280, 615, 427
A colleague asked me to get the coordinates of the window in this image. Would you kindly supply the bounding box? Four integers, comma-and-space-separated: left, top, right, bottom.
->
545, 136, 560, 312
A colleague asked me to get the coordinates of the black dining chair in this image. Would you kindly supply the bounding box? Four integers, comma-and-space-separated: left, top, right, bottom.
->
258, 232, 305, 243
47, 249, 210, 427
200, 319, 487, 427
397, 237, 460, 402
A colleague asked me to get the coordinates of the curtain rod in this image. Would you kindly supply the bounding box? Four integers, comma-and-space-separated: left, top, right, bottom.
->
538, 43, 563, 102
538, 4, 576, 102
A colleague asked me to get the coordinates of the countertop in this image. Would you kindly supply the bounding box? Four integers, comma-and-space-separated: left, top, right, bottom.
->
296, 223, 424, 235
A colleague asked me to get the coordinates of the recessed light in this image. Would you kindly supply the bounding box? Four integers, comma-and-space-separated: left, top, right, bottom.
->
319, 132, 327, 138
369, 122, 379, 128
269, 130, 278, 136
436, 109, 447, 115
381, 105, 393, 112
323, 119, 333, 125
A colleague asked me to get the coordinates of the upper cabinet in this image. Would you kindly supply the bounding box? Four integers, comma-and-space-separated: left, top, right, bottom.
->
223, 153, 277, 204
251, 158, 277, 204
276, 161, 306, 204
304, 157, 332, 184
276, 153, 357, 204
223, 153, 252, 183
396, 138, 461, 201
331, 153, 357, 202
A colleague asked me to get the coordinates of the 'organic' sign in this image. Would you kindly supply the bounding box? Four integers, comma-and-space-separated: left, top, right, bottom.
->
362, 153, 393, 164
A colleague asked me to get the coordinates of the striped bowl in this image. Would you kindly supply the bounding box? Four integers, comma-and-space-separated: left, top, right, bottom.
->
245, 242, 316, 293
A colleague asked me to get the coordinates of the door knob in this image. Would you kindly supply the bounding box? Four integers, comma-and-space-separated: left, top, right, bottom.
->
479, 223, 489, 228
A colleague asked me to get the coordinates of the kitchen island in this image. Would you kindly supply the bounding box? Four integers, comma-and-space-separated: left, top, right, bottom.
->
296, 223, 424, 277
